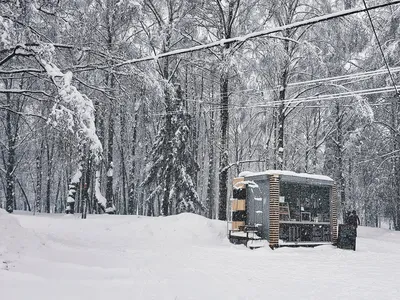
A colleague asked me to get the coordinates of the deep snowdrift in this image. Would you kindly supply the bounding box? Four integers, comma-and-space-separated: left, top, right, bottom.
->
0, 209, 44, 270
1, 211, 400, 300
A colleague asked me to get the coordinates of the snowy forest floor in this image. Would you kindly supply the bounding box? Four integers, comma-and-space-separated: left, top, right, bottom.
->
1, 209, 399, 300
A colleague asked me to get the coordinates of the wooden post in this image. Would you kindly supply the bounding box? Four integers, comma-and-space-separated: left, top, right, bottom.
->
269, 175, 280, 249
231, 177, 246, 230
331, 184, 338, 244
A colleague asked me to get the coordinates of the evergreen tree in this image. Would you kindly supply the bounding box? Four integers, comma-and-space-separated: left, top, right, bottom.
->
143, 84, 204, 215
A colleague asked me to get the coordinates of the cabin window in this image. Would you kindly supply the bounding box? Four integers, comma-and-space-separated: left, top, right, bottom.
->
279, 182, 330, 223
279, 182, 331, 243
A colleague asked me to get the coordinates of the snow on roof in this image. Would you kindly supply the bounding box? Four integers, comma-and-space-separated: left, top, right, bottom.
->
239, 170, 334, 182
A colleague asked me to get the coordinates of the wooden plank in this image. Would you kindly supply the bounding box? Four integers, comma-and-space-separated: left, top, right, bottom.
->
232, 221, 245, 230
231, 199, 246, 211
269, 175, 280, 248
331, 184, 338, 243
233, 177, 245, 189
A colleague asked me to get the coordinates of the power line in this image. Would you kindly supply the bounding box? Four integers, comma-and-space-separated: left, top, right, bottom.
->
113, 1, 400, 68
362, 0, 400, 97
180, 66, 400, 108
133, 1, 400, 116
230, 86, 398, 110
248, 86, 400, 108
228, 66, 400, 97
151, 85, 399, 116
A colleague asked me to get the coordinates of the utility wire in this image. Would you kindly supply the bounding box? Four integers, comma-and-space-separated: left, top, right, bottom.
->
362, 0, 400, 97
228, 66, 400, 97
182, 66, 400, 109
112, 1, 400, 69
142, 1, 400, 115
151, 85, 399, 116
182, 66, 400, 106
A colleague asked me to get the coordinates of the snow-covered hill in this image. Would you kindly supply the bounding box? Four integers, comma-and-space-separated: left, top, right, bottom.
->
1, 209, 399, 300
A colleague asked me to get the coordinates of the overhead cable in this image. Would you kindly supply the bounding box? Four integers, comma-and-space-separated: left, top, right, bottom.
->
112, 1, 400, 68
362, 0, 400, 97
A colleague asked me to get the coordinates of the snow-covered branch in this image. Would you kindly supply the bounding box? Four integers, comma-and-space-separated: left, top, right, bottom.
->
113, 1, 400, 68
42, 61, 103, 162
0, 89, 51, 97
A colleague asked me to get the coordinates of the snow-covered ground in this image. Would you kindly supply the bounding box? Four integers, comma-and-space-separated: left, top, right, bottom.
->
1, 209, 399, 300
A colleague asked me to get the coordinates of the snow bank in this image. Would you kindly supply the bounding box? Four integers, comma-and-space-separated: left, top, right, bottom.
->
3, 212, 400, 300
138, 213, 228, 245
11, 212, 228, 252
81, 212, 228, 249
0, 209, 43, 270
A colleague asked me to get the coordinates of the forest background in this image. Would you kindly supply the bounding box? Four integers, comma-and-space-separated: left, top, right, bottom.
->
1, 0, 400, 230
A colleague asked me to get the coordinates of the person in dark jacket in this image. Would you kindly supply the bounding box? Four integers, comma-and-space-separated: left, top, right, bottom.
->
350, 210, 361, 228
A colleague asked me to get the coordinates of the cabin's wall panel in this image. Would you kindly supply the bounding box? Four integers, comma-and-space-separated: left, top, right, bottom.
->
246, 185, 256, 228
232, 177, 246, 230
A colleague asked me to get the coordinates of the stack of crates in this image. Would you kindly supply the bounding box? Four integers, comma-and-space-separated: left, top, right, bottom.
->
231, 177, 247, 230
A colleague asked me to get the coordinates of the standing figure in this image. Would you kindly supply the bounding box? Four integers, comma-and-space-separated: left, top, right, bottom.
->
339, 210, 360, 251
350, 210, 361, 228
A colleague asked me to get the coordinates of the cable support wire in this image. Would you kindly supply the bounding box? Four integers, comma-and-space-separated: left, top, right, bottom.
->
225, 66, 400, 97
244, 85, 400, 109
186, 82, 400, 110
362, 0, 400, 97
147, 1, 400, 116
181, 66, 400, 104
112, 1, 400, 69
151, 85, 400, 116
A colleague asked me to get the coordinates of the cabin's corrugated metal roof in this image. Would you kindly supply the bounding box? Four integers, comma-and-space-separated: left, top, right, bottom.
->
240, 170, 334, 183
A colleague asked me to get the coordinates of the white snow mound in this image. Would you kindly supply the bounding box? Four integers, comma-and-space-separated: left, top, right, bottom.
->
2, 211, 400, 300
135, 213, 227, 245
0, 209, 43, 269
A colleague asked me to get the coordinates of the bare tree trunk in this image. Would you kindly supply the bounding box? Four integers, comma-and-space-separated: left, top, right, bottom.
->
81, 151, 92, 219
391, 93, 400, 230
218, 70, 229, 221
45, 136, 54, 213
305, 115, 310, 172
16, 178, 31, 211
35, 140, 44, 213
276, 100, 285, 170
120, 150, 127, 214
66, 164, 82, 214
5, 94, 16, 213
161, 30, 172, 216
191, 67, 200, 185
105, 105, 115, 213
312, 108, 322, 171
335, 102, 346, 209
216, 0, 241, 221
275, 47, 289, 170
128, 107, 139, 215
207, 110, 216, 219
54, 177, 61, 213
104, 67, 115, 213
103, 0, 117, 214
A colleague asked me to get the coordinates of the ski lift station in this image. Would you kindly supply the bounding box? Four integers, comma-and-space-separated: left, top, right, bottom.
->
228, 170, 338, 249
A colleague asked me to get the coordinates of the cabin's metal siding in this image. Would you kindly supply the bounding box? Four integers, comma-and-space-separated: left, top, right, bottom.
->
241, 171, 338, 247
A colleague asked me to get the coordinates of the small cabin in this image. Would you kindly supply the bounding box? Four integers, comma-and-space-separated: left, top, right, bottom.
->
229, 170, 338, 248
